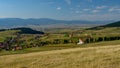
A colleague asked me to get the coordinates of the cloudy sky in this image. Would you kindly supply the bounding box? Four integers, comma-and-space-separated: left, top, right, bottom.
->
0, 0, 120, 21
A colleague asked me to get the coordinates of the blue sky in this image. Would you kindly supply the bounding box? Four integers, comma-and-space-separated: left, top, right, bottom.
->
0, 0, 120, 21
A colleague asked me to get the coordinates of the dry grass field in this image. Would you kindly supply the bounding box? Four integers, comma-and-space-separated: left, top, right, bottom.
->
0, 44, 120, 68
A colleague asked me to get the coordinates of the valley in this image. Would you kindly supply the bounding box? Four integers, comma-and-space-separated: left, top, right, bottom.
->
0, 20, 120, 68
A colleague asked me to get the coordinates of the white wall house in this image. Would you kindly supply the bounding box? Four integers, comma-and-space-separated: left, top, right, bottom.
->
77, 39, 84, 44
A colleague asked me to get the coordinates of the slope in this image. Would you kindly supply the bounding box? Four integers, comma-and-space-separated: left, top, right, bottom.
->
102, 21, 120, 27
0, 44, 120, 68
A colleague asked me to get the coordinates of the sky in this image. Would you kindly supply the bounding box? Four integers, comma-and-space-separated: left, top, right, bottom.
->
0, 0, 120, 21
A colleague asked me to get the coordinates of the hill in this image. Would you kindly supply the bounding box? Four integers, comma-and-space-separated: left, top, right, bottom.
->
87, 21, 120, 30
0, 18, 114, 29
0, 27, 44, 34
0, 44, 120, 68
11, 27, 44, 34
102, 21, 120, 27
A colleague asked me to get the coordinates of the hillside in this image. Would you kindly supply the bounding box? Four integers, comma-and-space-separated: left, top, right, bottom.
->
102, 21, 120, 27
11, 28, 44, 34
87, 21, 120, 30
0, 44, 120, 68
0, 27, 44, 34
0, 27, 44, 43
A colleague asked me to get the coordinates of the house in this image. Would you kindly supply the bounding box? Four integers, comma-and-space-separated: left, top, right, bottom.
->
0, 42, 4, 49
12, 45, 23, 51
77, 38, 84, 44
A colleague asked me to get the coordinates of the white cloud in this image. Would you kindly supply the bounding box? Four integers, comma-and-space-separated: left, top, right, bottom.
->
57, 7, 61, 10
83, 9, 90, 11
92, 10, 99, 13
109, 8, 114, 12
108, 7, 120, 12
75, 11, 79, 13
75, 11, 82, 13
96, 6, 107, 9
65, 0, 71, 5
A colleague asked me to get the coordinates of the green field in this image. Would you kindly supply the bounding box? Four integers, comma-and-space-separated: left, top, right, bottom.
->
0, 27, 120, 68
0, 27, 120, 55
0, 40, 120, 56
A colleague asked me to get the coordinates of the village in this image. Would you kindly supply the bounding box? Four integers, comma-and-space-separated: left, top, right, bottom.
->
0, 29, 120, 51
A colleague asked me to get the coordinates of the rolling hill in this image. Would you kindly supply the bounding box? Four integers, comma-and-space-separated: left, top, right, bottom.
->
102, 21, 120, 27
0, 27, 44, 34
87, 21, 120, 30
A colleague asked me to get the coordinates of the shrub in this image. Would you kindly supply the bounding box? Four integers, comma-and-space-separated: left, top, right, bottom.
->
70, 37, 79, 43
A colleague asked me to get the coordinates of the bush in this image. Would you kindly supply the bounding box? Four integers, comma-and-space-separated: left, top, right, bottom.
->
70, 37, 79, 43
0, 48, 2, 51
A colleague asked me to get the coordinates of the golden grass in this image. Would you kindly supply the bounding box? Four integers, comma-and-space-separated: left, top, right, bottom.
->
0, 45, 120, 68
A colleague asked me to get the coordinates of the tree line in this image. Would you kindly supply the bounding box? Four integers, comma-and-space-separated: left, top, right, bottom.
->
85, 36, 120, 43
0, 35, 120, 51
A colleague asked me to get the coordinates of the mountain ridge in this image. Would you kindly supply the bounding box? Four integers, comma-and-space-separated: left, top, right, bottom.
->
0, 18, 115, 29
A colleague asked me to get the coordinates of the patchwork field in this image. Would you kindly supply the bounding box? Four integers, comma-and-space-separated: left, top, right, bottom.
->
0, 27, 120, 68
0, 44, 120, 68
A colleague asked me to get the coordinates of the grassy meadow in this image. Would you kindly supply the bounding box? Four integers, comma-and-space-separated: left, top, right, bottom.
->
0, 42, 120, 68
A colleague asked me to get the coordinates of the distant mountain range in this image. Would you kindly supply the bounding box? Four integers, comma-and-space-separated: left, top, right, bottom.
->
0, 18, 116, 29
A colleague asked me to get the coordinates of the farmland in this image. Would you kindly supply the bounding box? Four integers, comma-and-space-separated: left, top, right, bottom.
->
0, 27, 120, 54
0, 26, 120, 68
